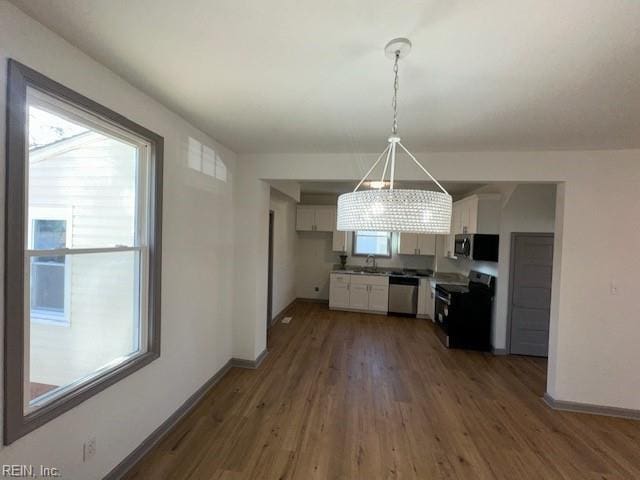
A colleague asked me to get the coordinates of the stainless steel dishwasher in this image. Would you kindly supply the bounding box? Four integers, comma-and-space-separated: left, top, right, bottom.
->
388, 275, 419, 316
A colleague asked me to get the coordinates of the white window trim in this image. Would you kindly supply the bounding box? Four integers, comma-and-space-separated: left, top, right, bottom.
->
352, 231, 393, 257
22, 89, 152, 414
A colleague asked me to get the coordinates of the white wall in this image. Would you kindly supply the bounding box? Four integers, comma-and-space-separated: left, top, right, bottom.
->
0, 3, 236, 478
269, 189, 297, 317
235, 149, 640, 412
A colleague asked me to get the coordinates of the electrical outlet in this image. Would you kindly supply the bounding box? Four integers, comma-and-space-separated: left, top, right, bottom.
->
83, 437, 96, 462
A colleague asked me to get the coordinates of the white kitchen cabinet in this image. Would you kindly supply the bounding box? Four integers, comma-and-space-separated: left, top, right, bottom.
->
296, 206, 316, 231
348, 284, 369, 310
417, 234, 436, 255
296, 205, 336, 232
417, 278, 435, 319
332, 230, 348, 252
398, 232, 436, 256
398, 232, 418, 255
368, 285, 389, 312
329, 273, 350, 308
315, 206, 336, 231
330, 273, 389, 313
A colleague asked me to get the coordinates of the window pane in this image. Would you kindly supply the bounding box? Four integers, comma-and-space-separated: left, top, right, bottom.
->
33, 219, 66, 249
355, 231, 390, 256
31, 260, 65, 316
28, 98, 140, 249
28, 250, 143, 407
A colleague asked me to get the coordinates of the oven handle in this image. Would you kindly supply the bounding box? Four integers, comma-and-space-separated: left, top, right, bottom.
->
436, 293, 451, 305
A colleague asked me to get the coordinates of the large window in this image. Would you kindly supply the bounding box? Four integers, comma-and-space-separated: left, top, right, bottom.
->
5, 60, 163, 444
352, 231, 392, 257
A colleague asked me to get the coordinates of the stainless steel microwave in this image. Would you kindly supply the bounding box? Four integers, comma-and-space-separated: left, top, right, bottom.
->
454, 234, 499, 261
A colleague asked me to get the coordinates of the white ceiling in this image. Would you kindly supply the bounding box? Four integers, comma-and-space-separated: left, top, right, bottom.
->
12, 0, 640, 154
299, 181, 485, 198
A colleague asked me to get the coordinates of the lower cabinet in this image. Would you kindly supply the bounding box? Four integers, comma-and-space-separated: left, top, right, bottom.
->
329, 273, 350, 308
329, 273, 389, 313
417, 278, 436, 319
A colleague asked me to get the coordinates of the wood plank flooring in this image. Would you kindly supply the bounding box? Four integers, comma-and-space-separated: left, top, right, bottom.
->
126, 301, 640, 479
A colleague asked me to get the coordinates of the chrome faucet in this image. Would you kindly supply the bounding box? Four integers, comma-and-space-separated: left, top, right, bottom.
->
365, 255, 377, 271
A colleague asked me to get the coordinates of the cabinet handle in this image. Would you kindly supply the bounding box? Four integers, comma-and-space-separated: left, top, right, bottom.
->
418, 248, 421, 255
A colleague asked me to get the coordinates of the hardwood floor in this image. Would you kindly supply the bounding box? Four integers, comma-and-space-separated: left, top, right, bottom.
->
126, 302, 640, 479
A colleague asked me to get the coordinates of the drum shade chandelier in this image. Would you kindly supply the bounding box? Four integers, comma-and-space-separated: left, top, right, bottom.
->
337, 38, 452, 234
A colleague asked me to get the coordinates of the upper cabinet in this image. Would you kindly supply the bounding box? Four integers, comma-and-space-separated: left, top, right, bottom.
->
398, 232, 436, 256
445, 194, 501, 258
296, 205, 336, 232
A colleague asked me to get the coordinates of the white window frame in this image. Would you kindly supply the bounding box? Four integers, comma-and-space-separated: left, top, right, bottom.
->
27, 206, 73, 326
23, 89, 151, 414
352, 231, 393, 257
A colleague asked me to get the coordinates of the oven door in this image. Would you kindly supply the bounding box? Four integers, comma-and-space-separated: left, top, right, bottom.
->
454, 234, 472, 257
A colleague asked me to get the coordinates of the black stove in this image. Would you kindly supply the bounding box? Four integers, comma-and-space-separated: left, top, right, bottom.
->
434, 271, 495, 351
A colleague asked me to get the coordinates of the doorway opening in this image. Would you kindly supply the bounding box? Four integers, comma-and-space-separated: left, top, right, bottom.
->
267, 210, 274, 345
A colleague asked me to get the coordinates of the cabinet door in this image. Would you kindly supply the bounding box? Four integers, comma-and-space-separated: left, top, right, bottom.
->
332, 230, 348, 252
296, 206, 316, 231
417, 279, 429, 315
417, 234, 436, 255
425, 282, 436, 320
459, 201, 470, 234
466, 197, 479, 234
398, 232, 418, 255
314, 206, 336, 232
349, 284, 370, 310
368, 285, 389, 312
329, 282, 350, 309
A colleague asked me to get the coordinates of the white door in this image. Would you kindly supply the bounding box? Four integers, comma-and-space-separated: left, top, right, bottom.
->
368, 285, 389, 312
417, 234, 436, 255
349, 284, 369, 310
314, 207, 336, 232
332, 230, 348, 252
398, 232, 418, 255
296, 206, 316, 231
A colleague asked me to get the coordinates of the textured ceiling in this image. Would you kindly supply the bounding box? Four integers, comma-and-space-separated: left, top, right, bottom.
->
11, 0, 640, 153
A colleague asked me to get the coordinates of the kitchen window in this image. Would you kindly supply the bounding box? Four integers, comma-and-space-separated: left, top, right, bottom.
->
352, 231, 392, 257
4, 60, 163, 444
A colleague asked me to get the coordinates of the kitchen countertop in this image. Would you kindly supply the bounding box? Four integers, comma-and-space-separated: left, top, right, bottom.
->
331, 266, 468, 284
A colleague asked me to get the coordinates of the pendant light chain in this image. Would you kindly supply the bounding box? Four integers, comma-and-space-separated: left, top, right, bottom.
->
337, 38, 453, 234
392, 51, 400, 135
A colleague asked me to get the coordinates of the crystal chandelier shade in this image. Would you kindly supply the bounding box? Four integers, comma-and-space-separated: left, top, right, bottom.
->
337, 189, 452, 234
336, 38, 452, 234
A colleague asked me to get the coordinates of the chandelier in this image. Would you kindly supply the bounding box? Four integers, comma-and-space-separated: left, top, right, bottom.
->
337, 38, 452, 234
